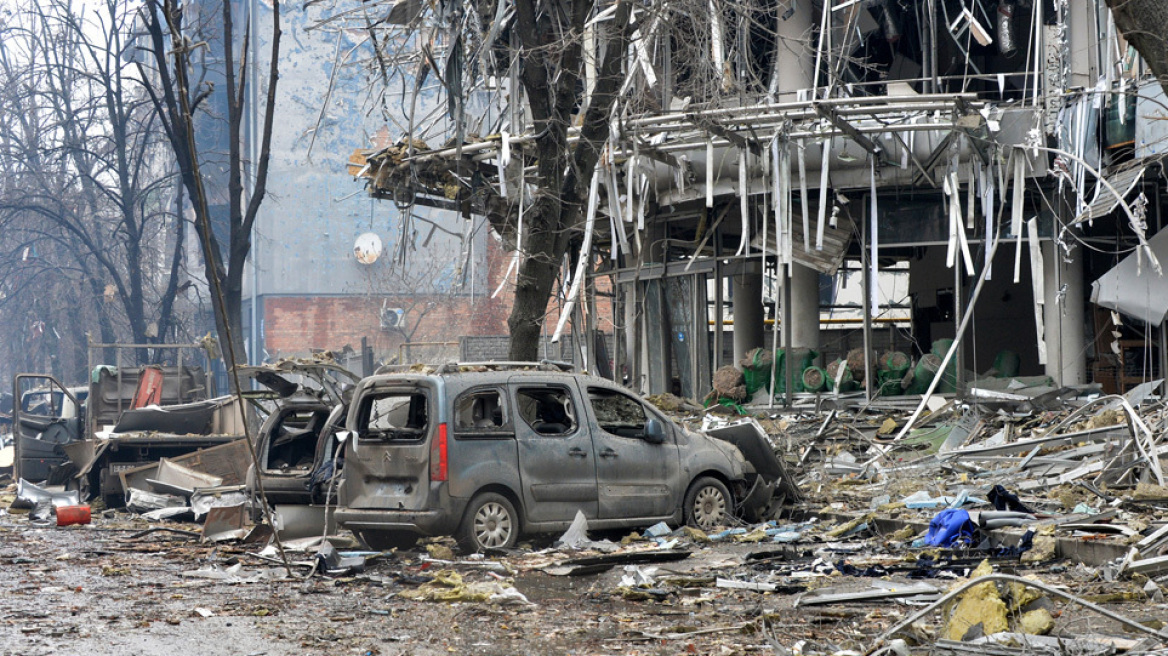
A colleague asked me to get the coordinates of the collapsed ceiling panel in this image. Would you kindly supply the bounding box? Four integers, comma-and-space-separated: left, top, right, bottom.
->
751, 216, 854, 275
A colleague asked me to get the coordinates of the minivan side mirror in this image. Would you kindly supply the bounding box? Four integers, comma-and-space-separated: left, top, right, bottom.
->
644, 419, 666, 444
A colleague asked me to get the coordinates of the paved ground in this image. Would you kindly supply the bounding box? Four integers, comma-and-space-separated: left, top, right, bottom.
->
0, 508, 1162, 656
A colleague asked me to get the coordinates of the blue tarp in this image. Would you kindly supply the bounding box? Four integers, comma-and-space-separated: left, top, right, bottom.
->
923, 508, 975, 547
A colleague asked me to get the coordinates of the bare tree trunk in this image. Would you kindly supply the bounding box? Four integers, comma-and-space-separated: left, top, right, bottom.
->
505, 0, 631, 362
1107, 0, 1168, 98
138, 0, 280, 377
87, 276, 118, 362
156, 182, 187, 343
508, 226, 565, 361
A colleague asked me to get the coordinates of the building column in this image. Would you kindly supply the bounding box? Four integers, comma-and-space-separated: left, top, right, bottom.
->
777, 2, 819, 360
1066, 0, 1097, 90
732, 273, 764, 366
1042, 242, 1086, 385
789, 264, 821, 359
774, 1, 815, 95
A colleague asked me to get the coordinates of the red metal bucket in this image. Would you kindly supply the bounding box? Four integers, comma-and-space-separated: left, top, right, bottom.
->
56, 505, 91, 527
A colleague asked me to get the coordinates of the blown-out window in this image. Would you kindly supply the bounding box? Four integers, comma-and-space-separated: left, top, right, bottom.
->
587, 388, 649, 439
516, 387, 576, 436
360, 391, 428, 441
454, 389, 511, 436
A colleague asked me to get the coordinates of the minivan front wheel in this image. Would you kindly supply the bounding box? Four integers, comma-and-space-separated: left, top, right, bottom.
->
458, 493, 519, 552
684, 477, 732, 530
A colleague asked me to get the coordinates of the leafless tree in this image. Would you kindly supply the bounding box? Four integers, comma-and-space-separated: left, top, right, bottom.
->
134, 0, 281, 372
1107, 0, 1168, 98
0, 0, 190, 369
342, 0, 635, 361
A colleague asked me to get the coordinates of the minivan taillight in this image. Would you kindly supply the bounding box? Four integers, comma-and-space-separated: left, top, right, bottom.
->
430, 423, 448, 481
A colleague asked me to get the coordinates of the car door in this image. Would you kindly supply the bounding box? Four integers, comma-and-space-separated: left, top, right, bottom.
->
585, 386, 680, 520
308, 404, 349, 505
12, 375, 82, 483
510, 377, 598, 523
339, 379, 436, 511
255, 403, 334, 505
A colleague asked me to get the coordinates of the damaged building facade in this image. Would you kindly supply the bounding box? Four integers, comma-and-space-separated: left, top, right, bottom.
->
356, 0, 1167, 402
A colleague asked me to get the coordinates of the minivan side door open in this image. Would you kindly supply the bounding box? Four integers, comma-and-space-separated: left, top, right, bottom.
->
585, 386, 680, 520
510, 380, 599, 523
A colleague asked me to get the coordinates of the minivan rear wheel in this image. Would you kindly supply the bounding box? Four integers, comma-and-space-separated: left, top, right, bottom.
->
457, 493, 519, 552
684, 477, 732, 530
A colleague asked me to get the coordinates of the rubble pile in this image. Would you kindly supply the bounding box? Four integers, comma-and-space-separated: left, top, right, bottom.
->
1, 378, 1167, 654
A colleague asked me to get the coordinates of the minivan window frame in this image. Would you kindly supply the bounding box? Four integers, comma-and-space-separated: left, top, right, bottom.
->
355, 386, 431, 443
451, 386, 514, 439
585, 386, 663, 441
514, 384, 579, 438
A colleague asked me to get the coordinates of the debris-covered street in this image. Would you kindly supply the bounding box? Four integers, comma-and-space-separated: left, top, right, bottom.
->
4, 379, 1168, 656
7, 0, 1168, 651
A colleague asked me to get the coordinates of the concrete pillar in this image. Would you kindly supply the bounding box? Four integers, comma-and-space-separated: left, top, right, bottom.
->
1066, 0, 1097, 90
775, 1, 817, 360
732, 273, 764, 366
774, 0, 815, 95
1042, 242, 1086, 385
789, 264, 821, 359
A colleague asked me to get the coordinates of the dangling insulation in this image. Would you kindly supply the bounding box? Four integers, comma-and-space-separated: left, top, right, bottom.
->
869, 156, 879, 316
798, 139, 810, 252
551, 172, 601, 343
1027, 217, 1046, 365
706, 140, 715, 208
1012, 156, 1025, 283
736, 147, 749, 256
816, 139, 830, 250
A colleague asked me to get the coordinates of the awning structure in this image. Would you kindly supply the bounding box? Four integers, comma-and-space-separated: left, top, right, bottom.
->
1091, 227, 1168, 324
1075, 165, 1145, 225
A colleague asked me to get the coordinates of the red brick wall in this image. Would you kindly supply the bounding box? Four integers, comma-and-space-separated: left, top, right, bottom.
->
264, 294, 507, 362
262, 234, 617, 362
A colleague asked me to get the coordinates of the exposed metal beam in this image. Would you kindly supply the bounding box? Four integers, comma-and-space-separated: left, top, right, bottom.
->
914, 131, 956, 186
890, 131, 937, 188
689, 114, 764, 157
814, 103, 881, 159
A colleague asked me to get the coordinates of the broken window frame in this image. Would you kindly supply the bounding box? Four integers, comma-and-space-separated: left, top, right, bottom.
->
452, 386, 514, 438
356, 388, 430, 443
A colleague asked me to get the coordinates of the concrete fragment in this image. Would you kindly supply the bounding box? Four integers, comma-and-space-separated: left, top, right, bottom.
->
1018, 609, 1055, 635
1125, 555, 1168, 576
1144, 580, 1164, 602
716, 578, 777, 592
943, 561, 1008, 641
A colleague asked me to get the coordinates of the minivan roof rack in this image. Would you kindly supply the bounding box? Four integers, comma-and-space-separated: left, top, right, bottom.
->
434, 360, 577, 374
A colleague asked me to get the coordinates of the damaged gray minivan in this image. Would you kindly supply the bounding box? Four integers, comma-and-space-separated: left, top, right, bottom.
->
333, 363, 783, 552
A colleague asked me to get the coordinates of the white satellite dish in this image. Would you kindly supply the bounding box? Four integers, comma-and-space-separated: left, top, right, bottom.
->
354, 232, 383, 264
